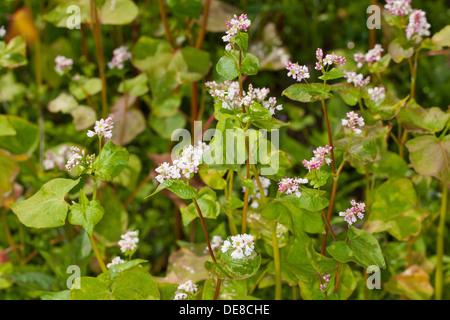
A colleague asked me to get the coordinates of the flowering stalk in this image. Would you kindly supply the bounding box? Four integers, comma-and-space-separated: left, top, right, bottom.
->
252, 164, 282, 300
321, 134, 354, 254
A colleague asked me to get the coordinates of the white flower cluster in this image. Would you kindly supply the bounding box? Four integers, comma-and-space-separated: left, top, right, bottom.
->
353, 44, 384, 69
55, 55, 73, 75
221, 234, 255, 260
44, 146, 72, 171
118, 230, 139, 254
173, 280, 198, 300
65, 146, 95, 171
342, 111, 365, 135
108, 46, 132, 70
106, 256, 125, 269
87, 117, 114, 139
384, 0, 412, 16
368, 87, 386, 103
206, 81, 282, 115
223, 14, 251, 51
155, 142, 208, 183
344, 71, 371, 88
0, 26, 6, 38
209, 235, 224, 252
406, 9, 431, 40
242, 177, 271, 209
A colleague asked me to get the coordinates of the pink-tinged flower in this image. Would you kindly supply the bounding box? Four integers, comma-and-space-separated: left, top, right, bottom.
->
118, 230, 139, 254
353, 44, 384, 68
65, 146, 95, 172
108, 46, 132, 70
342, 111, 364, 134
323, 274, 331, 283
302, 145, 332, 172
406, 9, 431, 39
384, 0, 412, 16
365, 44, 384, 63
55, 55, 73, 75
222, 14, 251, 51
354, 53, 366, 69
344, 71, 371, 87
315, 48, 346, 71
87, 117, 114, 139
278, 177, 308, 198
320, 284, 327, 292
285, 61, 310, 82
206, 81, 282, 115
316, 48, 323, 62
339, 200, 366, 225
368, 87, 386, 102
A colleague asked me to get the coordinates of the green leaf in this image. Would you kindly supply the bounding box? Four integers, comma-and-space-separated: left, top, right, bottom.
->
368, 54, 391, 74
0, 36, 27, 68
287, 231, 338, 282
261, 199, 324, 234
69, 191, 104, 236
100, 0, 138, 25
406, 135, 450, 186
47, 93, 78, 114
335, 135, 377, 166
69, 78, 102, 101
327, 226, 386, 269
280, 188, 329, 212
385, 265, 434, 300
332, 83, 361, 106
70, 106, 97, 131
11, 178, 80, 229
108, 259, 148, 278
365, 94, 408, 121
397, 102, 450, 134
167, 0, 202, 19
0, 115, 39, 157
70, 266, 160, 300
432, 25, 450, 47
231, 32, 249, 56
95, 188, 128, 246
282, 83, 333, 103
149, 113, 186, 140
318, 68, 346, 81
372, 151, 408, 179
94, 141, 129, 181
198, 165, 227, 190
118, 74, 149, 97
146, 179, 198, 200
366, 178, 423, 241
111, 266, 159, 300
241, 53, 259, 76
216, 54, 239, 80
180, 188, 220, 226
205, 254, 261, 280
298, 264, 356, 300
388, 39, 414, 63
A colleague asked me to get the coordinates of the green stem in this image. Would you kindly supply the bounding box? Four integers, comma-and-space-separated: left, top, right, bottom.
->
89, 235, 109, 274
2, 210, 22, 263
90, 0, 108, 118
271, 221, 282, 300
321, 99, 336, 174
435, 182, 448, 300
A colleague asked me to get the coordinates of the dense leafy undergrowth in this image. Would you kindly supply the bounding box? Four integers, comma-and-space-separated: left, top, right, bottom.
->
0, 0, 449, 300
